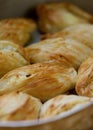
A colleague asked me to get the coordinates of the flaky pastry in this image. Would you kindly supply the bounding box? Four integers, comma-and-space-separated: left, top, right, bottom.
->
0, 92, 42, 121
42, 24, 93, 50
40, 95, 93, 119
0, 40, 29, 77
76, 56, 93, 97
0, 63, 77, 101
0, 18, 36, 46
25, 38, 93, 69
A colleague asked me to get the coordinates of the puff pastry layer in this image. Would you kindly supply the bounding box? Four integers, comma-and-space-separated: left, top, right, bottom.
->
0, 40, 29, 78
0, 92, 42, 121
40, 95, 93, 119
42, 24, 93, 50
0, 63, 77, 101
25, 38, 93, 69
76, 56, 93, 97
0, 18, 36, 46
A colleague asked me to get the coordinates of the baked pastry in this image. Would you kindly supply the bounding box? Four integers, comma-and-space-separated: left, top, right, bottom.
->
25, 38, 93, 69
76, 56, 93, 97
0, 18, 36, 46
40, 95, 93, 119
0, 40, 29, 78
42, 24, 93, 50
0, 92, 42, 121
0, 62, 77, 101
37, 2, 93, 33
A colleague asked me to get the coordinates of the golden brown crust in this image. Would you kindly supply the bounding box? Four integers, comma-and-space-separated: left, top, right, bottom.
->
0, 62, 77, 101
0, 92, 42, 121
0, 18, 36, 46
40, 95, 93, 119
0, 40, 29, 78
25, 38, 93, 69
42, 24, 93, 50
37, 2, 93, 33
76, 56, 93, 97
0, 40, 25, 56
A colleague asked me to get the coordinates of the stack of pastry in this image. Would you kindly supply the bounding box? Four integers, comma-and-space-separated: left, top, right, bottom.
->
0, 2, 92, 121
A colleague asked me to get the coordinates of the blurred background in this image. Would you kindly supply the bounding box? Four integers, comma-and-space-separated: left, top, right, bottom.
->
0, 0, 93, 18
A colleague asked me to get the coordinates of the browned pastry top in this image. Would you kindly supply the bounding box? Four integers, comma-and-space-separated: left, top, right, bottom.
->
42, 24, 93, 50
0, 92, 42, 121
0, 40, 29, 78
25, 37, 93, 69
76, 56, 93, 97
0, 62, 77, 101
0, 18, 36, 46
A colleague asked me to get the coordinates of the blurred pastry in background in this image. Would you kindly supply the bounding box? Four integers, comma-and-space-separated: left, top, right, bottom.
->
36, 2, 93, 33
0, 18, 36, 46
